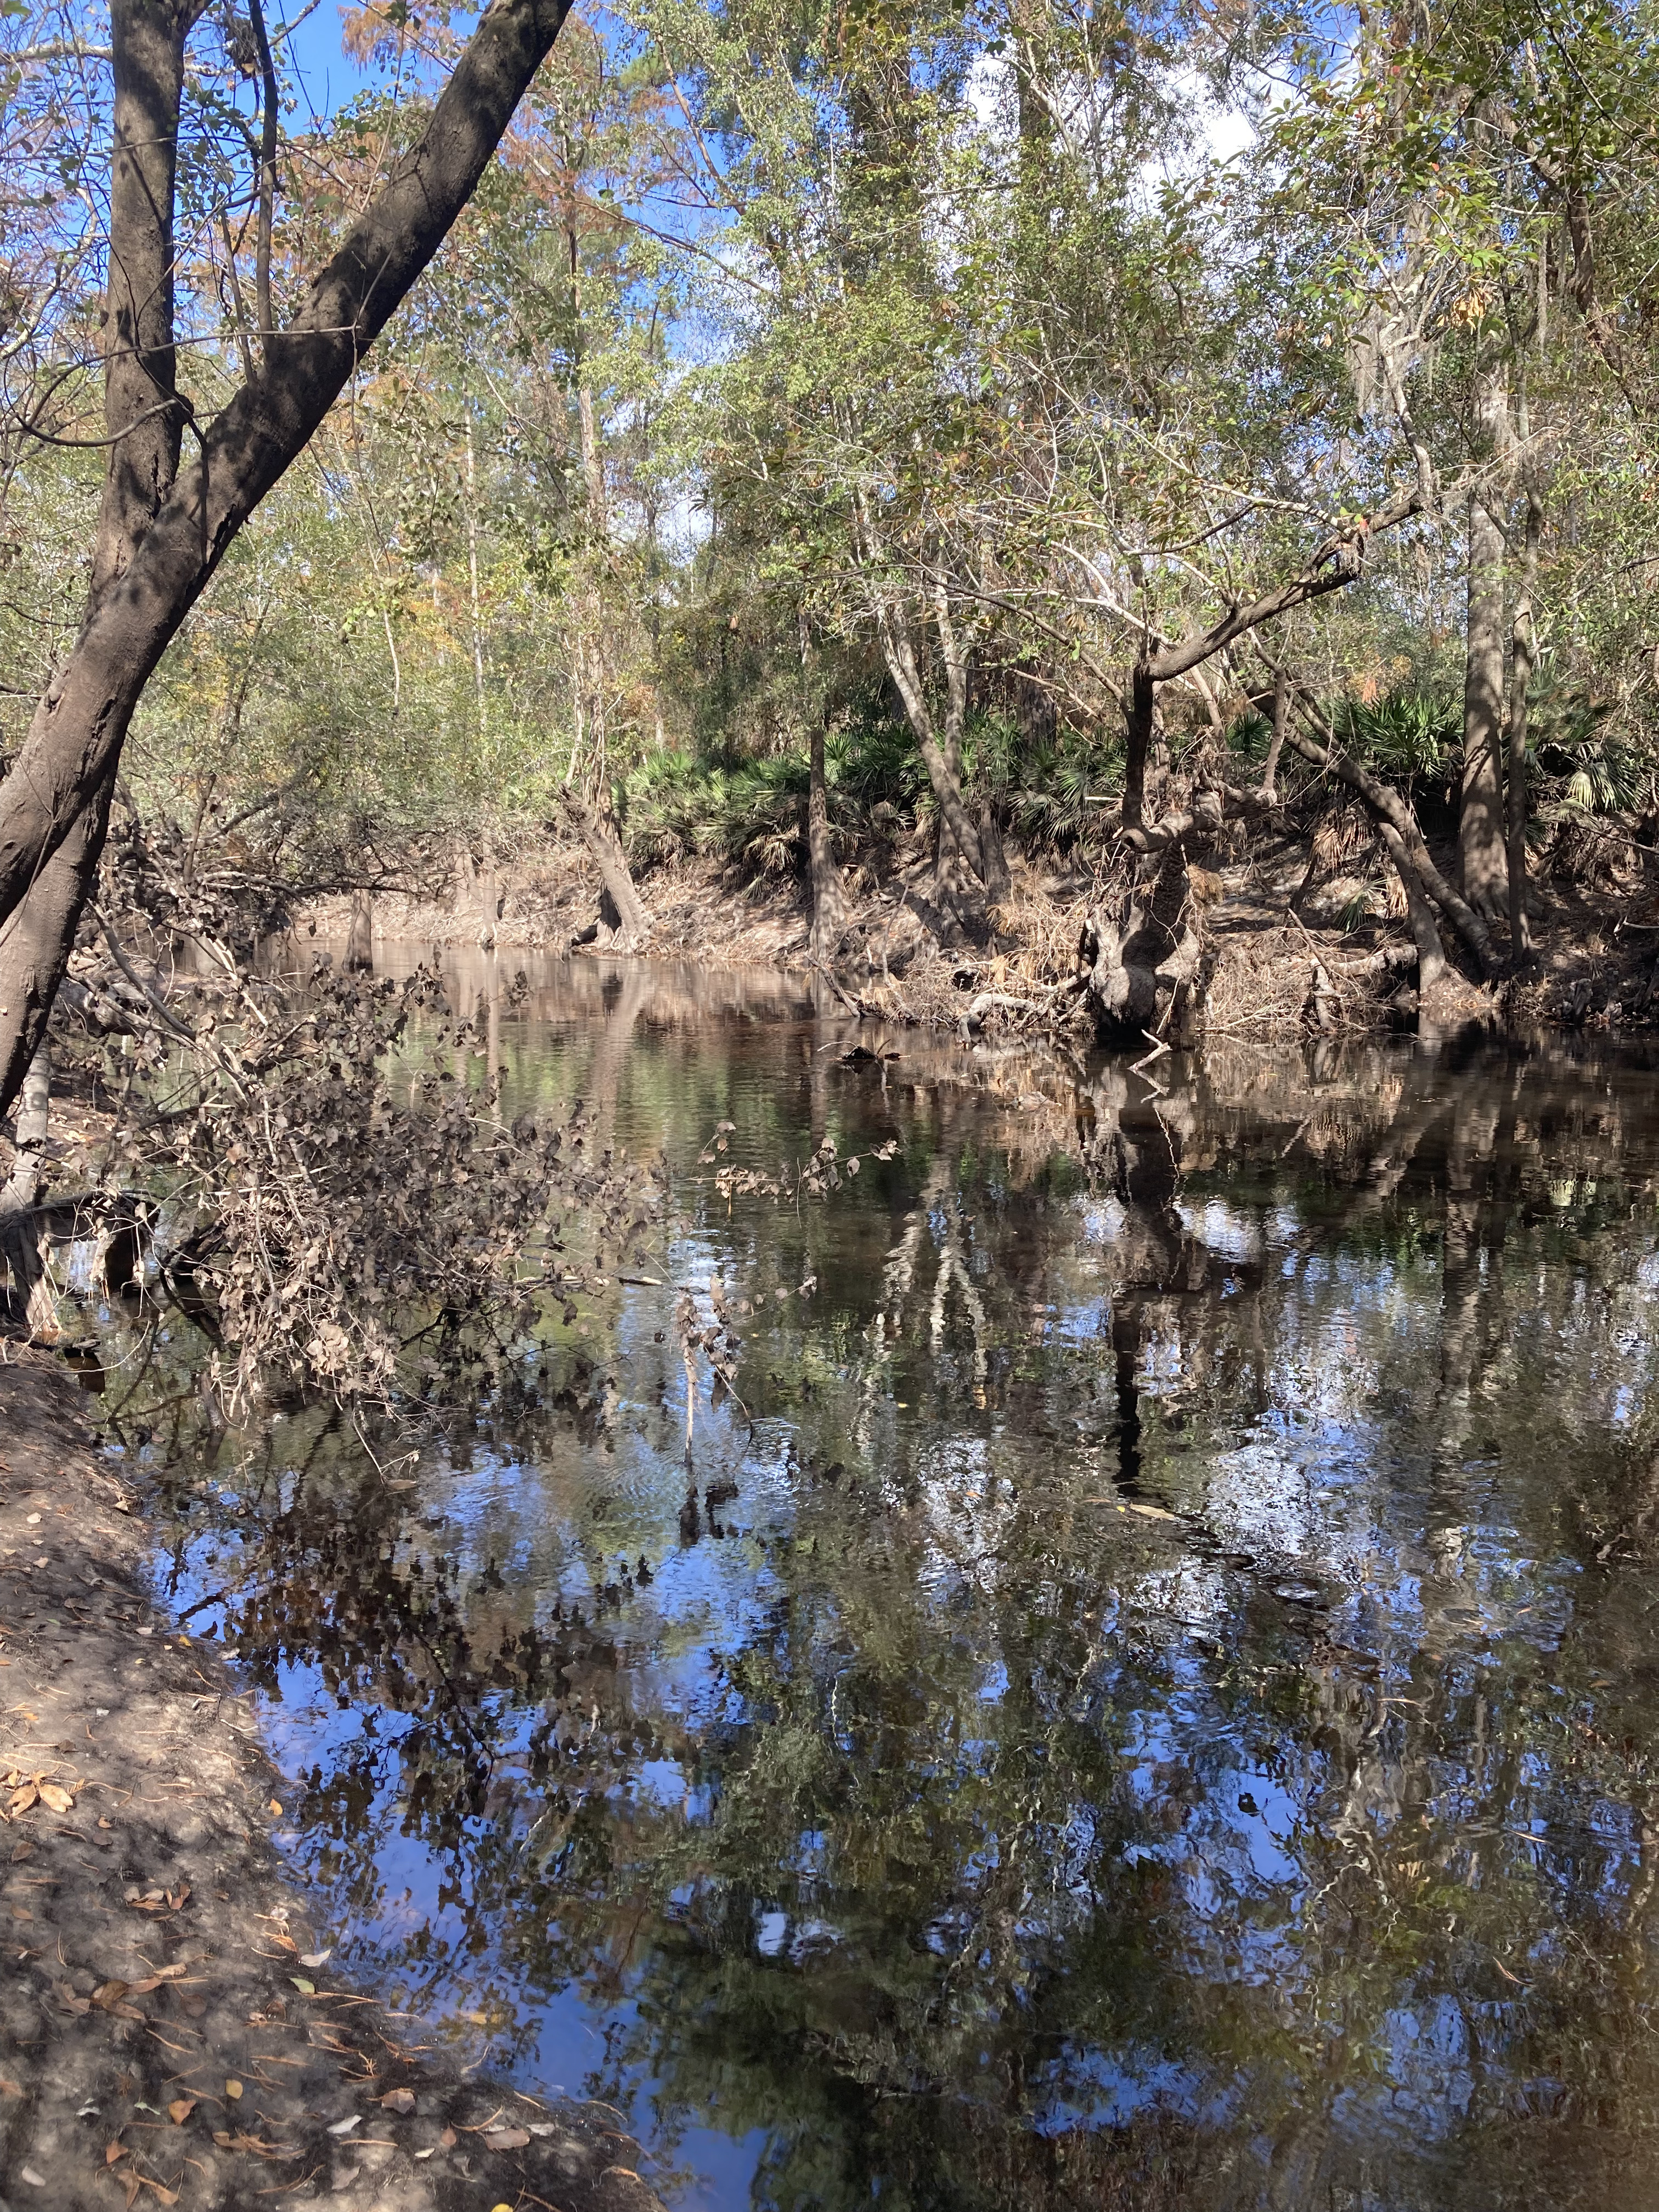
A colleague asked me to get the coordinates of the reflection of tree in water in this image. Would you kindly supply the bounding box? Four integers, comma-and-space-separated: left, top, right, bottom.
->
105, 1026, 1659, 2208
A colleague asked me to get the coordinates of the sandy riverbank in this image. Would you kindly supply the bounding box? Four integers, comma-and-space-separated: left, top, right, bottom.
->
0, 1349, 665, 2212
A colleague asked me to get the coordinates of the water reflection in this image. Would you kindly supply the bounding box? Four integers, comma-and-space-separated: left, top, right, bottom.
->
88, 955, 1659, 2209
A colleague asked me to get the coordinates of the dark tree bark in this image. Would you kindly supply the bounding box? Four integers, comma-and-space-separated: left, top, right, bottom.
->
807, 710, 847, 962
1123, 658, 1155, 831
0, 0, 576, 1120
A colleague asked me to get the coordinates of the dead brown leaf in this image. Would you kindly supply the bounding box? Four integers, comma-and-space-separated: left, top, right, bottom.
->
379, 2087, 415, 2114
37, 1781, 72, 1814
167, 2098, 196, 2125
483, 2125, 531, 2149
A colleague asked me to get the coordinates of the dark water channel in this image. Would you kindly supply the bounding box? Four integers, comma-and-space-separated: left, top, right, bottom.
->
82, 953, 1659, 2210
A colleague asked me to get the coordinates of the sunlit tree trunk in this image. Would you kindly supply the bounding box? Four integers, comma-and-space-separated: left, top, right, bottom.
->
0, 1040, 55, 1339
808, 710, 847, 962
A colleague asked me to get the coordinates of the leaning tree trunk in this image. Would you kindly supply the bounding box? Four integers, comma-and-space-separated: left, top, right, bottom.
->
1377, 820, 1447, 991
807, 712, 847, 962
1459, 485, 1510, 919
0, 0, 577, 1125
0, 777, 116, 1119
565, 791, 648, 950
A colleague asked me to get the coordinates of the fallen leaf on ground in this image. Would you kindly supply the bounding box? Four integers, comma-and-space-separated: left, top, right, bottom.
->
440, 2126, 457, 2148
483, 2126, 531, 2150
37, 1782, 72, 1813
19, 2167, 44, 2187
326, 2115, 360, 2137
297, 1949, 330, 1968
106, 2141, 127, 2164
7, 1784, 37, 1816
92, 1980, 129, 2008
224, 2078, 243, 2100
379, 2088, 415, 2114
267, 1799, 282, 1816
290, 1976, 314, 1995
167, 2097, 196, 2125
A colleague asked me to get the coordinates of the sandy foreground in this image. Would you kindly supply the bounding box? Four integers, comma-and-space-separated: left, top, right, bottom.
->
0, 1350, 665, 2212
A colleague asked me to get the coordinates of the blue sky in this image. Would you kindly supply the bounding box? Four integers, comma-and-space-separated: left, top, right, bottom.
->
273, 0, 375, 128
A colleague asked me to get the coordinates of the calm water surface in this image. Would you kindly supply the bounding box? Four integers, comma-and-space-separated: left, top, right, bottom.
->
87, 953, 1659, 2210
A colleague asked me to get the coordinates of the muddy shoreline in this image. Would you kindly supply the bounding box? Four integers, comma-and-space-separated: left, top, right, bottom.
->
0, 1349, 665, 2212
303, 833, 1659, 1045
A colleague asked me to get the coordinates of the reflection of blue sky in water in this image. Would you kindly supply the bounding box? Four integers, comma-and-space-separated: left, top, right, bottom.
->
105, 959, 1659, 2207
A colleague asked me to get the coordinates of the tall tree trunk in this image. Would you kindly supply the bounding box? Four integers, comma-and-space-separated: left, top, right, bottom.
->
0, 0, 577, 1122
978, 794, 1011, 905
345, 888, 374, 971
1459, 370, 1510, 918
808, 711, 847, 962
1261, 664, 1288, 800
1508, 488, 1541, 961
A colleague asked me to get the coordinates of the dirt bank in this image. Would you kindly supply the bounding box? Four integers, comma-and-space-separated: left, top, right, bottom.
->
0, 1350, 667, 2212
303, 821, 1659, 1047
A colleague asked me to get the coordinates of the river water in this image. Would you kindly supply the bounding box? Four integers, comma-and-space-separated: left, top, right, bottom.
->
82, 953, 1659, 2210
